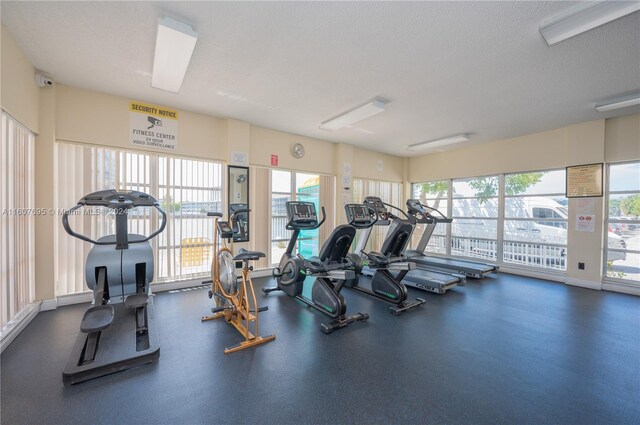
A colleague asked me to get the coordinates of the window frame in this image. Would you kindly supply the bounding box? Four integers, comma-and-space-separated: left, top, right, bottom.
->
412, 167, 570, 273
450, 174, 500, 262
502, 169, 568, 272
269, 169, 321, 266
54, 141, 224, 294
603, 160, 640, 285
410, 179, 450, 255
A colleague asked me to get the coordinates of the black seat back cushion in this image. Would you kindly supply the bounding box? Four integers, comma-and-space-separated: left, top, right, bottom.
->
379, 221, 413, 257
317, 225, 356, 263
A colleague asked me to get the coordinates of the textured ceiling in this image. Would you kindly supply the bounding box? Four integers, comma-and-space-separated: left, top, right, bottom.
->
2, 1, 639, 156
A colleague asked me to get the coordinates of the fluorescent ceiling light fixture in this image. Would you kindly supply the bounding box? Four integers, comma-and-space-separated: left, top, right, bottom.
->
408, 134, 471, 151
151, 17, 198, 93
320, 99, 386, 131
595, 92, 640, 112
539, 0, 640, 46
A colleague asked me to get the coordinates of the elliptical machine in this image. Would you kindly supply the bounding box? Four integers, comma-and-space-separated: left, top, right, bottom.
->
61, 189, 167, 385
344, 203, 425, 315
263, 201, 368, 334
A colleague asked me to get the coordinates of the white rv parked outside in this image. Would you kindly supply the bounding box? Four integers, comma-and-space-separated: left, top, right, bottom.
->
445, 197, 626, 270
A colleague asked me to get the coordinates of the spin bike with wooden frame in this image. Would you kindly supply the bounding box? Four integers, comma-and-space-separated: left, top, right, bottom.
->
201, 209, 275, 353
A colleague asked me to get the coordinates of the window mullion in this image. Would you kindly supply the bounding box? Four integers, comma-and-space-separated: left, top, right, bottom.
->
446, 180, 452, 256
497, 174, 505, 266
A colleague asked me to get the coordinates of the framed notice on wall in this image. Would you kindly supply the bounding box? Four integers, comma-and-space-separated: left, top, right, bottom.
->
566, 163, 603, 198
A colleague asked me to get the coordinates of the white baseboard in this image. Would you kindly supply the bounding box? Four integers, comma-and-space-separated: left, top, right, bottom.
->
1, 302, 41, 353
154, 269, 274, 293
602, 282, 640, 296
565, 277, 602, 291
498, 265, 565, 283
153, 278, 209, 293
252, 268, 274, 278
40, 299, 58, 311
57, 291, 93, 306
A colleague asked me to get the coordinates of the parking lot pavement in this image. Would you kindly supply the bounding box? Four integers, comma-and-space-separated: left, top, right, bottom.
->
609, 231, 640, 282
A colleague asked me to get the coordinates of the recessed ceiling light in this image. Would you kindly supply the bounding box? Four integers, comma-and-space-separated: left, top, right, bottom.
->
595, 92, 640, 112
408, 134, 471, 151
539, 1, 640, 46
151, 17, 198, 93
319, 99, 387, 131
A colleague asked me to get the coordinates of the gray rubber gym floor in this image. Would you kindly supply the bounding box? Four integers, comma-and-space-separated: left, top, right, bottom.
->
1, 274, 639, 425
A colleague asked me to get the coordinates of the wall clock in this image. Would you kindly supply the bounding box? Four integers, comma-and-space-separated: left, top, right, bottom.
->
291, 143, 305, 159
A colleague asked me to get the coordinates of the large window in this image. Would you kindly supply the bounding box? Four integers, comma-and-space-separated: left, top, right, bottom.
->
55, 142, 223, 295
412, 168, 569, 271
605, 162, 640, 283
352, 178, 403, 252
451, 176, 499, 261
503, 170, 567, 270
1, 112, 35, 333
270, 170, 321, 265
411, 180, 449, 254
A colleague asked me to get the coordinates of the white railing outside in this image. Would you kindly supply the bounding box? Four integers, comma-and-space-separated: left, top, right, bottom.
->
503, 242, 567, 270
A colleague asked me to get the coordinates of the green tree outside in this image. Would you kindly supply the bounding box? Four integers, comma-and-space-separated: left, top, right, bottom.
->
417, 180, 449, 209
467, 173, 544, 203
620, 194, 640, 217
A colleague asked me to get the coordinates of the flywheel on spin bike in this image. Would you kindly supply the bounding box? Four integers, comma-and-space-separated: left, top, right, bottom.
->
210, 249, 239, 322
217, 249, 238, 294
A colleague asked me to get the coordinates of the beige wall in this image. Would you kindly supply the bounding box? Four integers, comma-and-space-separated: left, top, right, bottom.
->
408, 120, 608, 182
605, 113, 640, 163
1, 25, 39, 132
250, 125, 338, 175
352, 147, 404, 182
34, 87, 55, 300
55, 85, 227, 161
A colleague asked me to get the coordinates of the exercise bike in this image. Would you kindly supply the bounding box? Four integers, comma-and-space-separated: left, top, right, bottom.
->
344, 203, 425, 315
201, 208, 275, 353
263, 201, 368, 334
61, 189, 166, 385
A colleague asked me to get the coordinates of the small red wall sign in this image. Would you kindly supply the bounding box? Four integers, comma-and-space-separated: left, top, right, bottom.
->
271, 154, 278, 166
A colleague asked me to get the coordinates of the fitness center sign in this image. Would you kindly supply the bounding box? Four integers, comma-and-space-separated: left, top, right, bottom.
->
129, 101, 178, 150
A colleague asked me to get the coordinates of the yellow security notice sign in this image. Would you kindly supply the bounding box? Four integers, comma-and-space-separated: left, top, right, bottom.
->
129, 100, 178, 150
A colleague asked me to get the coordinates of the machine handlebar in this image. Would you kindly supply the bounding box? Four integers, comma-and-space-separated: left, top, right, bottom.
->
62, 190, 167, 247
406, 199, 452, 223
380, 200, 414, 223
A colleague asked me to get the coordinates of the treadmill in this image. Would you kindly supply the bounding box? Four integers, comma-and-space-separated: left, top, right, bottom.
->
357, 197, 464, 294
405, 199, 499, 279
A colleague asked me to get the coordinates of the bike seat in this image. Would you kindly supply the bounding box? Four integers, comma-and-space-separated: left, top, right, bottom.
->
365, 251, 390, 267
80, 305, 114, 333
233, 248, 265, 262
124, 293, 148, 309
306, 256, 326, 273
